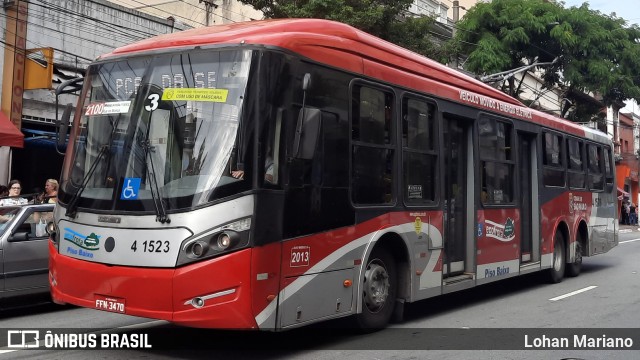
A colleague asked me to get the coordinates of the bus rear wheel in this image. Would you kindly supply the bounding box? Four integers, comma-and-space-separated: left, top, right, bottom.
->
566, 239, 583, 277
354, 247, 397, 330
548, 232, 565, 283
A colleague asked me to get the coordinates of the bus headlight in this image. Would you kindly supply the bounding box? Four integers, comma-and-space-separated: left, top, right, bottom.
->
190, 241, 209, 258
216, 232, 239, 250
177, 217, 251, 266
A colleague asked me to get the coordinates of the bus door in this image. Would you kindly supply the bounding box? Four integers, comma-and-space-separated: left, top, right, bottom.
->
442, 115, 474, 280
518, 132, 540, 265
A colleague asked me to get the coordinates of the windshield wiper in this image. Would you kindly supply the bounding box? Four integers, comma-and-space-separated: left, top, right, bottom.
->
65, 144, 110, 218
65, 112, 124, 218
139, 139, 170, 224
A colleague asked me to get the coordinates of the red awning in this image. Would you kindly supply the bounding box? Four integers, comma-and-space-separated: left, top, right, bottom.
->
0, 112, 24, 148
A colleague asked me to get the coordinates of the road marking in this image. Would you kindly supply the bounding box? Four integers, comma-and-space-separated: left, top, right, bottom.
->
620, 238, 640, 244
619, 229, 632, 234
549, 285, 597, 301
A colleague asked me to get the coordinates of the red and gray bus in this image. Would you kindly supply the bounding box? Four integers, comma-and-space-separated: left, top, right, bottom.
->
49, 19, 618, 330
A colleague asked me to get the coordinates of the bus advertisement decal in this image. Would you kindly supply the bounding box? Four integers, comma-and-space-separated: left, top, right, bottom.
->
484, 218, 516, 242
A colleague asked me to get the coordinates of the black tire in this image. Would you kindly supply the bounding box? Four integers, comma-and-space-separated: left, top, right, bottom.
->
354, 247, 397, 330
566, 238, 583, 277
548, 232, 566, 283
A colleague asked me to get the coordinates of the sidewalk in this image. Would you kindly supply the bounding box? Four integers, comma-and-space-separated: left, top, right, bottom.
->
619, 224, 640, 233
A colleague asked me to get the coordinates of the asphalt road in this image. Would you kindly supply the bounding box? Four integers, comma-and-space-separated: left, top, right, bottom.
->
1, 231, 639, 360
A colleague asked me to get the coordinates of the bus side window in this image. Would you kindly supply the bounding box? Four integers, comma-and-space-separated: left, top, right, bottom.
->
402, 97, 437, 205
478, 116, 515, 205
351, 85, 394, 205
567, 138, 585, 189
542, 132, 565, 188
603, 146, 614, 189
587, 144, 604, 191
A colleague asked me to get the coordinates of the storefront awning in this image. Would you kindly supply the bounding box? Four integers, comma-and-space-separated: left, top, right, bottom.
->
0, 112, 24, 148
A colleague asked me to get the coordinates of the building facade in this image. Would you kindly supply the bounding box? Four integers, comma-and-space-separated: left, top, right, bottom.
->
106, 0, 263, 27
616, 111, 640, 207
0, 0, 183, 192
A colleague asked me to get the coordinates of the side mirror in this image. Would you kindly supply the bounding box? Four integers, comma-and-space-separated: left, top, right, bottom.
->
57, 103, 73, 149
293, 108, 321, 160
54, 77, 83, 154
8, 232, 30, 242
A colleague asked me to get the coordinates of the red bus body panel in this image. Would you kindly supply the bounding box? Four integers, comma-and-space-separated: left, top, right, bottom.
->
50, 242, 260, 329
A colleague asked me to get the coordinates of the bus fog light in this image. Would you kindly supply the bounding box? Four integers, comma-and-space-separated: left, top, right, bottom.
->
192, 297, 205, 308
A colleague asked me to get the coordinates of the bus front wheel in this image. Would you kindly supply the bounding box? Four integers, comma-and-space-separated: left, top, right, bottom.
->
548, 232, 566, 283
354, 247, 397, 330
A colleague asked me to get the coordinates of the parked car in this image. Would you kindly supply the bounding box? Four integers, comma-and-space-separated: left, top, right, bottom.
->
0, 203, 55, 300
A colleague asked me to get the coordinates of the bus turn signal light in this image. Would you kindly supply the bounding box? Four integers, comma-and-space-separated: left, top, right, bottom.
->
343, 280, 352, 288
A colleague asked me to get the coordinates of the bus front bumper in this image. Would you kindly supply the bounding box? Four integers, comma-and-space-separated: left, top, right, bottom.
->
49, 241, 258, 329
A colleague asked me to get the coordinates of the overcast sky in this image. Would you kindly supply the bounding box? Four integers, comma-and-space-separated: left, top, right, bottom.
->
562, 1, 640, 114
562, 0, 640, 26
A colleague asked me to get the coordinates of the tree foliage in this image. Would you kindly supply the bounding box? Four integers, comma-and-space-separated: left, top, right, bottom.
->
455, 0, 640, 122
237, 0, 448, 62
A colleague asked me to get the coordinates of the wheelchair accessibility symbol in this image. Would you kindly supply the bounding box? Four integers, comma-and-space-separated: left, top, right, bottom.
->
121, 178, 141, 200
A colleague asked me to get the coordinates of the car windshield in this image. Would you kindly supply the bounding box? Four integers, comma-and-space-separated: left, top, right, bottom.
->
0, 207, 21, 235
59, 49, 254, 212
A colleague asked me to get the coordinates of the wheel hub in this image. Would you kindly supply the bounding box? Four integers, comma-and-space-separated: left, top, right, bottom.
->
575, 243, 582, 264
553, 243, 562, 271
363, 261, 390, 312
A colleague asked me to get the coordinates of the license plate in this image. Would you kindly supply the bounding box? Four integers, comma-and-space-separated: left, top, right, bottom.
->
95, 294, 126, 313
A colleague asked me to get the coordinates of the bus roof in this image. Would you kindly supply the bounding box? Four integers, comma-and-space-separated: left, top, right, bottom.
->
102, 19, 610, 143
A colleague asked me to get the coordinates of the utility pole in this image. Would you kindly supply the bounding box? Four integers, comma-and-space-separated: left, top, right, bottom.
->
451, 1, 461, 69
1, 0, 28, 131
199, 0, 218, 26
452, 1, 459, 37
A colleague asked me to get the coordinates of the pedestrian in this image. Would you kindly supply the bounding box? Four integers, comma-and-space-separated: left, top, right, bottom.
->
0, 185, 8, 198
0, 180, 28, 206
631, 203, 638, 225
624, 201, 631, 225
37, 179, 58, 204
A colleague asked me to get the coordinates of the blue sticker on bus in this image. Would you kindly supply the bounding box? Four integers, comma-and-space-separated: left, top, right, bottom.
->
121, 178, 141, 200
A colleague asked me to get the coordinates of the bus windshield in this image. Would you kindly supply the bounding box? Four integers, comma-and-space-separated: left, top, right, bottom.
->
59, 49, 253, 212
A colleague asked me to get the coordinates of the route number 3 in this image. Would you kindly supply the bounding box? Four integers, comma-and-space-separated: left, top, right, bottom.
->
145, 94, 159, 111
